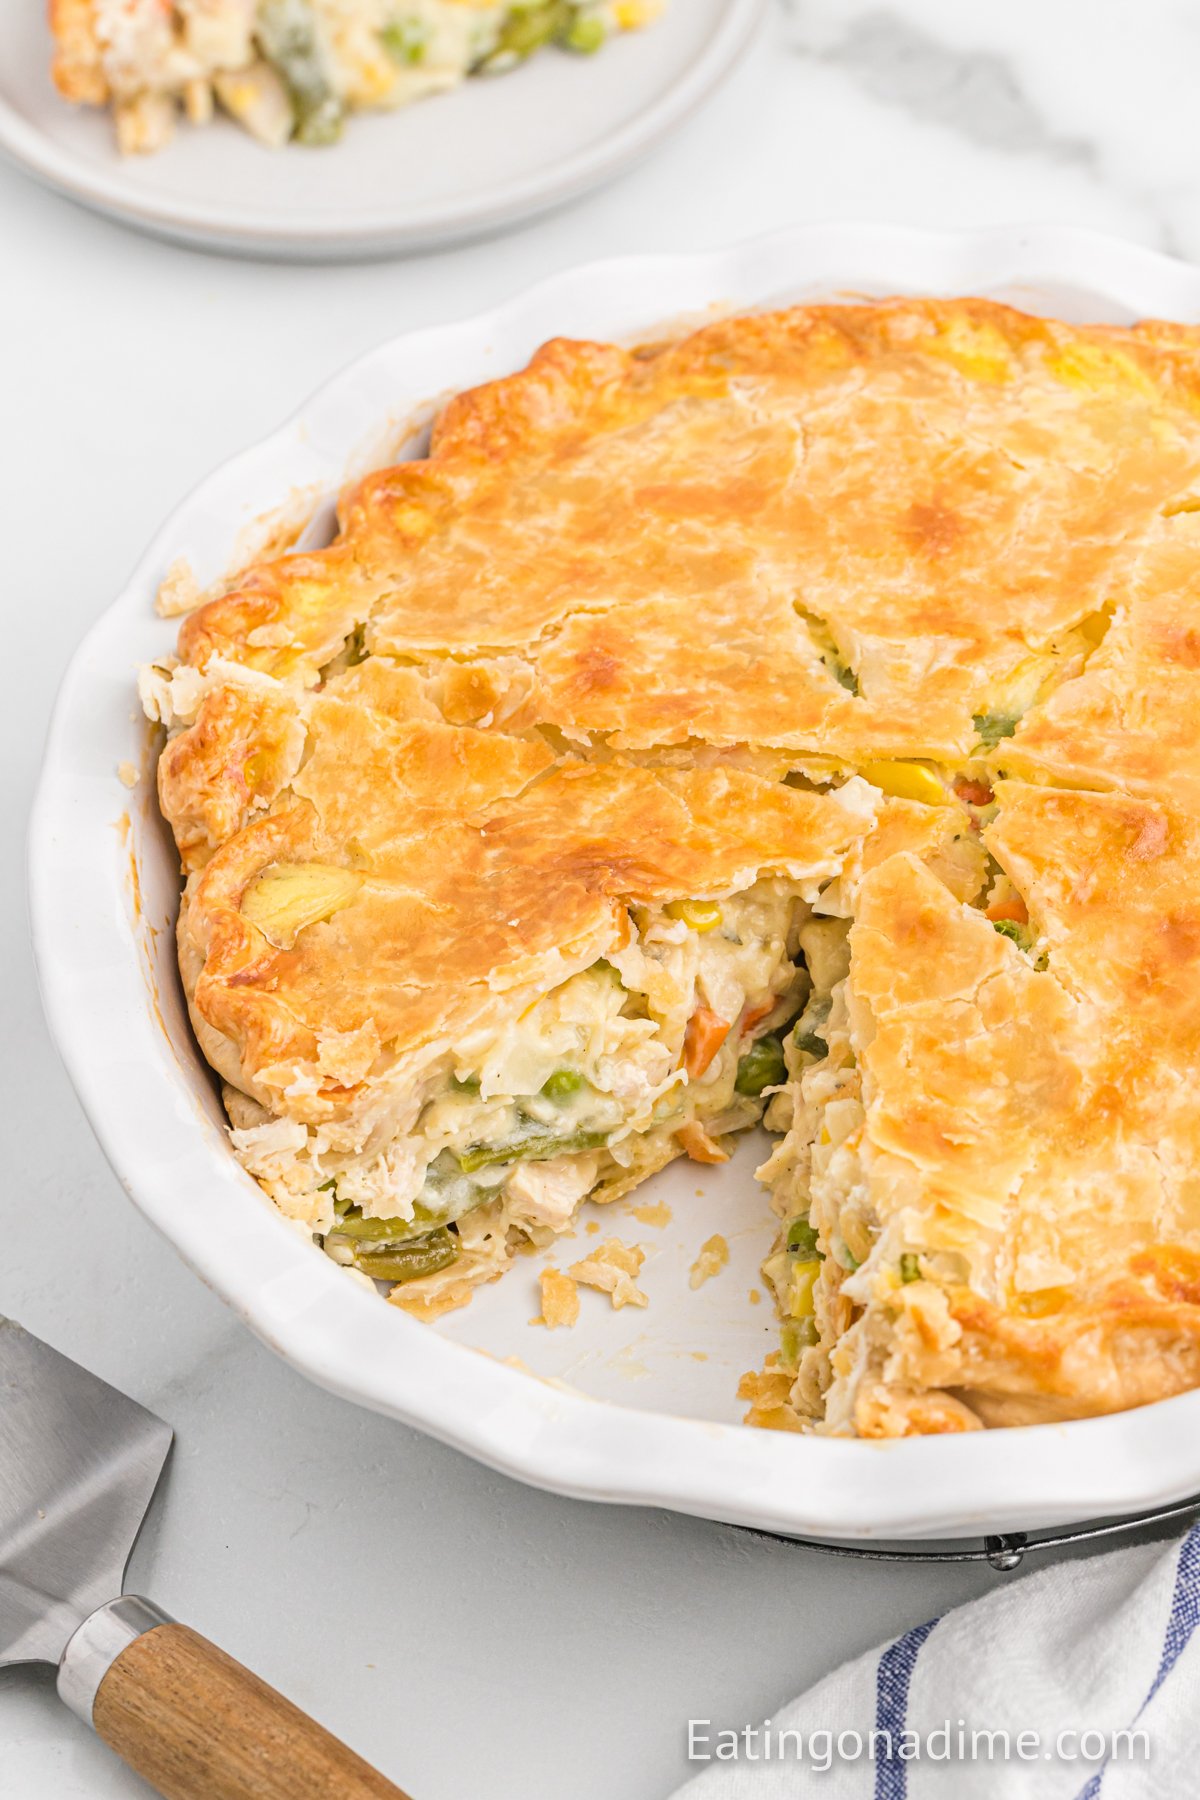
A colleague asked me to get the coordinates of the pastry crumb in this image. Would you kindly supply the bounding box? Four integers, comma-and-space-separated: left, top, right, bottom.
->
631, 1199, 672, 1228
389, 1278, 475, 1321
154, 556, 204, 618
117, 761, 139, 789
689, 1234, 729, 1289
534, 1268, 580, 1329
749, 1287, 762, 1306
570, 1239, 648, 1310
738, 1365, 803, 1433
585, 1218, 601, 1235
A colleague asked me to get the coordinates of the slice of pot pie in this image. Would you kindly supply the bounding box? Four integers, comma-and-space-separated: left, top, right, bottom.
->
146, 296, 1200, 1433
50, 0, 662, 154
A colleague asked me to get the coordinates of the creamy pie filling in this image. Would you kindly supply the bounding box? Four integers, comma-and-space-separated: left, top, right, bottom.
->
66, 0, 661, 153
225, 879, 809, 1312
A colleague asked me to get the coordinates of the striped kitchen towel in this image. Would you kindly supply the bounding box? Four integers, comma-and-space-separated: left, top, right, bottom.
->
670, 1525, 1200, 1797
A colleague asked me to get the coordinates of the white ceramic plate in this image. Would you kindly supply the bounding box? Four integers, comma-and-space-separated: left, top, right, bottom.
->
0, 1, 762, 260
31, 223, 1200, 1541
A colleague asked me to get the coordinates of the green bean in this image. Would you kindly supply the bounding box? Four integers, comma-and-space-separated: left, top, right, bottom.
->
493, 1, 571, 60
785, 1216, 821, 1259
326, 1203, 446, 1247
780, 1318, 819, 1364
352, 1229, 459, 1284
459, 1127, 608, 1173
734, 1034, 786, 1096
257, 0, 344, 144
991, 918, 1031, 949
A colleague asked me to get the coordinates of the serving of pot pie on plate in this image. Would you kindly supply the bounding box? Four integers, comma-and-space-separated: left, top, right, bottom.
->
50, 0, 662, 153
142, 296, 1200, 1441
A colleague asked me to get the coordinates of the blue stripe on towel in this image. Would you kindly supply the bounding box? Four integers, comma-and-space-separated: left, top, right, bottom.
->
874, 1617, 940, 1800
1073, 1522, 1200, 1800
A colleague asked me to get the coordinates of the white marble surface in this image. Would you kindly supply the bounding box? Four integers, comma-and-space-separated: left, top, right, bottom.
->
1, 3, 1194, 1795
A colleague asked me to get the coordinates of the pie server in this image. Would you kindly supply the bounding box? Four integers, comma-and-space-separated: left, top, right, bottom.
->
0, 1315, 406, 1799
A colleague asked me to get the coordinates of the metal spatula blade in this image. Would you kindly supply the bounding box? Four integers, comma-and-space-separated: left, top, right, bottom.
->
0, 1315, 172, 1668
0, 1315, 405, 1798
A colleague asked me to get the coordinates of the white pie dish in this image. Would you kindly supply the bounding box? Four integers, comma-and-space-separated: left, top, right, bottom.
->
0, 0, 762, 261
30, 221, 1200, 1542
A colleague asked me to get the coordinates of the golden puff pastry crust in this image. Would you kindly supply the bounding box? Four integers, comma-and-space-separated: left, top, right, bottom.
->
149, 297, 1200, 1436
180, 300, 1200, 768
180, 698, 870, 1118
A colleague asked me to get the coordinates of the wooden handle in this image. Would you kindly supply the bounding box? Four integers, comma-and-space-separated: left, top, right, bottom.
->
92, 1621, 409, 1800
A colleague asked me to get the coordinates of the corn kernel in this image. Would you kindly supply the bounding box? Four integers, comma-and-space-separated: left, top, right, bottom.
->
1013, 1286, 1071, 1319
859, 760, 947, 807
665, 898, 723, 933
787, 1258, 821, 1320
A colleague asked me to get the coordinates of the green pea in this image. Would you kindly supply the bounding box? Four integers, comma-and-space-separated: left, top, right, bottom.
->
899, 1252, 921, 1284
380, 16, 428, 63
563, 12, 606, 51
450, 1072, 481, 1094
541, 1068, 585, 1102
793, 1030, 828, 1060
734, 1034, 786, 1096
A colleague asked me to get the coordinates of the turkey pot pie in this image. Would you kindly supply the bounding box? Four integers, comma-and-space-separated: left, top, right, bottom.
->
50, 0, 662, 155
144, 297, 1200, 1437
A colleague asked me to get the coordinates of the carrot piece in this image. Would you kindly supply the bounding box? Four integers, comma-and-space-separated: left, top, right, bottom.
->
683, 1007, 730, 1078
986, 895, 1029, 926
741, 999, 775, 1035
676, 1120, 730, 1165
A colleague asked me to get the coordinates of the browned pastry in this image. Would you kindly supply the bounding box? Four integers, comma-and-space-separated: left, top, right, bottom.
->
144, 297, 1200, 1433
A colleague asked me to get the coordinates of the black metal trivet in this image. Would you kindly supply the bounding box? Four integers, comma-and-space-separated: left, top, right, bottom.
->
733, 1492, 1200, 1570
